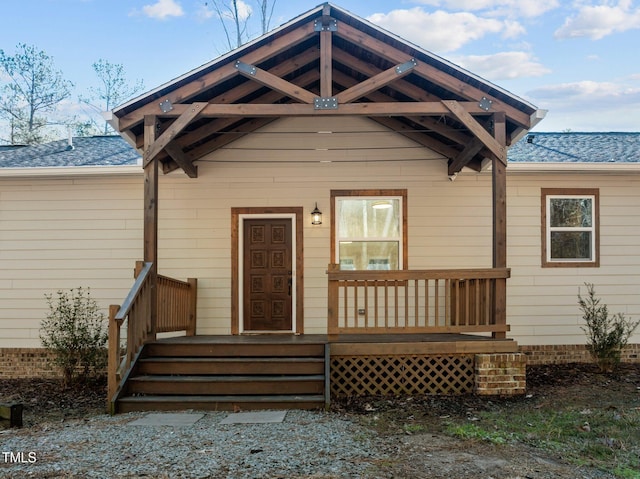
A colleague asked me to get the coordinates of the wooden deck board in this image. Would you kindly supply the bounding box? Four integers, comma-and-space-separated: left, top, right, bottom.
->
155, 333, 517, 355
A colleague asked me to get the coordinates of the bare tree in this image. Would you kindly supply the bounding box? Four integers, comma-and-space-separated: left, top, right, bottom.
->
0, 43, 73, 144
80, 59, 144, 135
205, 0, 276, 51
257, 0, 277, 36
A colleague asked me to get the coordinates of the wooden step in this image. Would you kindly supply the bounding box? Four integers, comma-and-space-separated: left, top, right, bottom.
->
136, 357, 325, 375
117, 394, 325, 413
144, 342, 326, 358
127, 375, 325, 395
115, 339, 328, 413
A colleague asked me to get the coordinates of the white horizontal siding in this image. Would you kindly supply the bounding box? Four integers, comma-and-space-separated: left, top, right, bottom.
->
507, 173, 640, 345
0, 175, 142, 347
1, 116, 639, 348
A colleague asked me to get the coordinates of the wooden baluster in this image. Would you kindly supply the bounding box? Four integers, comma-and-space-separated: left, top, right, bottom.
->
414, 279, 419, 328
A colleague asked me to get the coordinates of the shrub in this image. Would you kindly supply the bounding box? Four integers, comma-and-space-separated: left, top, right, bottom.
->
578, 283, 639, 373
40, 287, 108, 387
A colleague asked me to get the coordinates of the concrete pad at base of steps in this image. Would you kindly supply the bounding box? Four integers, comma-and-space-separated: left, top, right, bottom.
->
219, 410, 288, 424
128, 413, 205, 426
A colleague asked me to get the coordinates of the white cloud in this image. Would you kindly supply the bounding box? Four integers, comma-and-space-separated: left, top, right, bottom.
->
502, 19, 527, 38
453, 51, 551, 80
196, 4, 215, 21
367, 8, 518, 52
141, 0, 184, 20
528, 79, 640, 112
527, 78, 640, 130
412, 0, 560, 18
555, 1, 640, 40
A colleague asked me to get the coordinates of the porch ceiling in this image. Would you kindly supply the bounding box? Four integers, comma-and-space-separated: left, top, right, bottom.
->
111, 2, 542, 178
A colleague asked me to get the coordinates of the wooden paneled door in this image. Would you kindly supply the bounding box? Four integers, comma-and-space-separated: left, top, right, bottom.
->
243, 218, 293, 331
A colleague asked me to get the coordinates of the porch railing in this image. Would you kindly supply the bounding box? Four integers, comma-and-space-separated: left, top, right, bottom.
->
107, 262, 197, 407
327, 265, 510, 335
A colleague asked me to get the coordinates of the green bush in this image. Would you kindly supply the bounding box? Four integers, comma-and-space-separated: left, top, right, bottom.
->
40, 287, 108, 387
578, 283, 639, 373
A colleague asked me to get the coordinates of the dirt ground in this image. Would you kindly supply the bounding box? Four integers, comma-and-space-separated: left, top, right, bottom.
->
2, 363, 639, 478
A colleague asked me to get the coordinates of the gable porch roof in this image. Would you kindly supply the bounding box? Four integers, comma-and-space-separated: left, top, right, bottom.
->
110, 2, 544, 179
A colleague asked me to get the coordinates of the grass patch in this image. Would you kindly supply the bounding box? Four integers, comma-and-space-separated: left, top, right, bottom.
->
446, 422, 509, 445
443, 403, 640, 477
403, 423, 425, 434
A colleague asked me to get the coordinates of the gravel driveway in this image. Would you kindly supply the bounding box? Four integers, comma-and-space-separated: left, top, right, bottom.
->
1, 410, 385, 478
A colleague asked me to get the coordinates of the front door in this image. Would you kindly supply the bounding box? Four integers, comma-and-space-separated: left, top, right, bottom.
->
243, 218, 293, 331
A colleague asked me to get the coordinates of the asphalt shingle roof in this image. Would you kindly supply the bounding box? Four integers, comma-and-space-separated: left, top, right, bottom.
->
508, 132, 640, 163
0, 136, 139, 168
1, 132, 639, 168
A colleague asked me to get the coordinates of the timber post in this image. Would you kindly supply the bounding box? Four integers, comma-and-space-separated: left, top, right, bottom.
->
327, 264, 340, 336
187, 278, 198, 336
143, 115, 159, 340
107, 304, 121, 408
492, 112, 507, 339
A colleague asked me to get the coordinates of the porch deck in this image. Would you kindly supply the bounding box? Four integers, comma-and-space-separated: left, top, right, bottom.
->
108, 266, 519, 413
156, 332, 518, 355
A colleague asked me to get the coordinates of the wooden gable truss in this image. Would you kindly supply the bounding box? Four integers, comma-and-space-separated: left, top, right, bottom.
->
112, 3, 541, 179
111, 2, 543, 340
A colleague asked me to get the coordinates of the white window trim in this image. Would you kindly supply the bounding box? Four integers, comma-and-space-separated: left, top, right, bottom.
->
546, 194, 596, 264
334, 195, 404, 270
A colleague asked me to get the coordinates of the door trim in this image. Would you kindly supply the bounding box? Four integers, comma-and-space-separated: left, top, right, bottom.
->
231, 207, 304, 335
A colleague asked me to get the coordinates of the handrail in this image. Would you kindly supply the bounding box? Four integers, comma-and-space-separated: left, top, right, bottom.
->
107, 262, 197, 412
327, 265, 510, 335
115, 262, 153, 321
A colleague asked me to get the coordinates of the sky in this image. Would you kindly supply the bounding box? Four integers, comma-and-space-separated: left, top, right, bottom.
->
1, 0, 640, 139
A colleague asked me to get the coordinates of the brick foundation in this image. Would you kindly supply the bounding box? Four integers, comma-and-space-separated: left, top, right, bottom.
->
0, 348, 61, 379
474, 353, 527, 396
520, 344, 640, 365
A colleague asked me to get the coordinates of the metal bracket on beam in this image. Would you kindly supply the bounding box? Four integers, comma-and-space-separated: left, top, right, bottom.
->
235, 61, 256, 76
314, 18, 337, 31
314, 97, 338, 110
159, 99, 173, 113
395, 58, 417, 75
479, 96, 493, 112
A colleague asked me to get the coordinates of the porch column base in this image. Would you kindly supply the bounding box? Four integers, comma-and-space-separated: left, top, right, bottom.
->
474, 353, 526, 396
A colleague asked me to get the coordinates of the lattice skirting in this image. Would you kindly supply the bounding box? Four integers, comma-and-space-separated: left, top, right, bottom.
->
330, 355, 475, 396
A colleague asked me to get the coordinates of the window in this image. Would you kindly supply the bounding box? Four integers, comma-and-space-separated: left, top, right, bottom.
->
331, 190, 407, 270
542, 188, 599, 267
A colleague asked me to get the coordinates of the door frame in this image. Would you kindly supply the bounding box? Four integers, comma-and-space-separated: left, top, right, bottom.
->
231, 207, 304, 334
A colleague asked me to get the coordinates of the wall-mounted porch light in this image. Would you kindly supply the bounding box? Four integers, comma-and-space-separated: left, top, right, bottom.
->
311, 203, 323, 225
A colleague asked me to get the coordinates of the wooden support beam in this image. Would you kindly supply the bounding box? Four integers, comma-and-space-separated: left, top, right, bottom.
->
234, 61, 317, 104
165, 143, 198, 178
116, 22, 317, 131
335, 59, 417, 104
442, 100, 506, 164
332, 48, 440, 103
320, 29, 333, 98
143, 115, 159, 340
152, 101, 493, 118
179, 117, 278, 166
138, 59, 321, 154
336, 22, 532, 128
143, 102, 206, 167
448, 137, 484, 175
331, 69, 471, 148
372, 116, 459, 160
492, 112, 508, 339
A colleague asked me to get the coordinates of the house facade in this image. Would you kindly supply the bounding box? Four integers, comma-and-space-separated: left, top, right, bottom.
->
2, 132, 639, 351
1, 4, 638, 408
